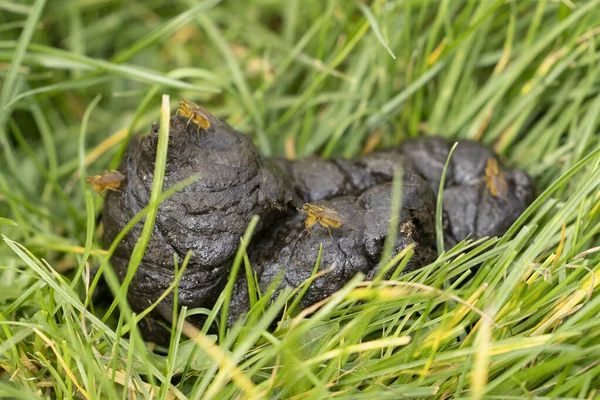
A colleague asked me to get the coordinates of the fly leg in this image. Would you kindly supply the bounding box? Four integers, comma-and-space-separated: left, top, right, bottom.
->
319, 220, 333, 239
186, 115, 194, 130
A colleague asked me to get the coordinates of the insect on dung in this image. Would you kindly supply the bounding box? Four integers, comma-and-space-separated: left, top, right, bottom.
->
175, 99, 221, 137
299, 203, 346, 237
482, 158, 508, 198
86, 170, 125, 194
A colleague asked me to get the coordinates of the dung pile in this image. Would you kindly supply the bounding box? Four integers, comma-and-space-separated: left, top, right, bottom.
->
101, 109, 534, 339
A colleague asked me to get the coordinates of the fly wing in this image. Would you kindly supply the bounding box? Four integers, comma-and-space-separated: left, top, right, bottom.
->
319, 206, 347, 225
195, 105, 222, 127
321, 217, 342, 228
493, 174, 509, 198
102, 171, 125, 183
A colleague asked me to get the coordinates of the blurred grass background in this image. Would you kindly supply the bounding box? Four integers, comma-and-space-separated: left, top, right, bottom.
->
2, 0, 600, 398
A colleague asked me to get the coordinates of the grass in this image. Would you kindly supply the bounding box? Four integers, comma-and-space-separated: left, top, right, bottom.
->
1, 0, 600, 398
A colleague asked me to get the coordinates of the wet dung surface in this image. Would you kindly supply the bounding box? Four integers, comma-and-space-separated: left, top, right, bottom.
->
102, 117, 294, 324
101, 112, 535, 340
399, 138, 535, 249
